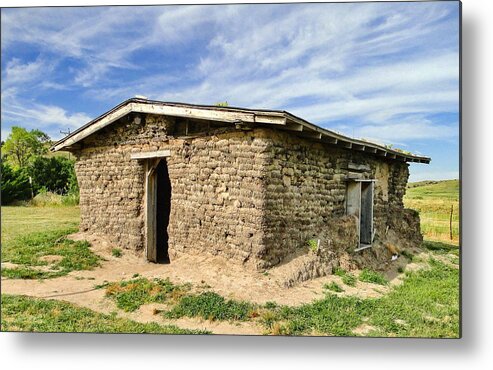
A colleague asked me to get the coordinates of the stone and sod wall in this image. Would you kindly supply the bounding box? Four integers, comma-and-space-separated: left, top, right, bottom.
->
72, 113, 422, 275
260, 129, 422, 280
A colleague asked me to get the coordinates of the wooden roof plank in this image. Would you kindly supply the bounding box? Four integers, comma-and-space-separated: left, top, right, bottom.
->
51, 98, 431, 164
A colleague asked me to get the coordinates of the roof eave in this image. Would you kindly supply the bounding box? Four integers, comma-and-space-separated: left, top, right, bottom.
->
51, 99, 431, 164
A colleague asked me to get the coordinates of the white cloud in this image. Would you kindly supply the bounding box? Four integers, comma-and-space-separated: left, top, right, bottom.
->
355, 119, 458, 143
2, 98, 92, 140
4, 103, 91, 128
3, 58, 50, 84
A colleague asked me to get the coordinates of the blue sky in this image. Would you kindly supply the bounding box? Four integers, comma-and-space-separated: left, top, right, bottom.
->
1, 2, 460, 181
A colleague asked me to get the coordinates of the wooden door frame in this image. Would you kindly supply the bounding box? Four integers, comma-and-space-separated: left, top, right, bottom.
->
145, 158, 161, 262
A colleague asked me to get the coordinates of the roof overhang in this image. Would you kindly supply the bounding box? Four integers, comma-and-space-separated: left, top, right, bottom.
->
51, 98, 431, 164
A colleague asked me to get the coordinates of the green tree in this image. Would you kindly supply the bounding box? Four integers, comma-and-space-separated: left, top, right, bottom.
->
29, 156, 78, 195
0, 162, 31, 204
2, 126, 50, 168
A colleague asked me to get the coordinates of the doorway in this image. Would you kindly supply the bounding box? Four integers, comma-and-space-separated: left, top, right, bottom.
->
346, 180, 374, 250
146, 159, 171, 263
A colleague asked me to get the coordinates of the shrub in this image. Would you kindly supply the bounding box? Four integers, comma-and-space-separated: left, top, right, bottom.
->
1, 162, 32, 204
29, 156, 78, 195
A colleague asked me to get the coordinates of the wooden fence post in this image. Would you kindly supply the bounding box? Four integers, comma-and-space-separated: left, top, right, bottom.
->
449, 204, 454, 240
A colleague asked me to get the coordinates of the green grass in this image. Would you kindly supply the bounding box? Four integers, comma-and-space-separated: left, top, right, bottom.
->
324, 282, 344, 293
404, 179, 459, 244
365, 259, 459, 338
1, 205, 98, 279
334, 268, 357, 287
1, 228, 100, 279
423, 240, 460, 256
358, 269, 388, 285
111, 248, 122, 258
163, 291, 255, 322
0, 294, 209, 334
102, 278, 190, 312
406, 180, 459, 199
1, 205, 80, 247
259, 257, 459, 337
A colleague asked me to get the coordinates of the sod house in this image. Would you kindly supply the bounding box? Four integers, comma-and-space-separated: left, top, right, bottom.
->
52, 97, 430, 280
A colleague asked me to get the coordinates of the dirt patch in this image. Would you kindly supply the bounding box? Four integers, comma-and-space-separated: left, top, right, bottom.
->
39, 255, 63, 264
352, 323, 377, 336
1, 262, 20, 270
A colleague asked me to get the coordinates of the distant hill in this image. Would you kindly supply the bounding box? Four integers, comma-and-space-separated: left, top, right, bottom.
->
406, 179, 459, 201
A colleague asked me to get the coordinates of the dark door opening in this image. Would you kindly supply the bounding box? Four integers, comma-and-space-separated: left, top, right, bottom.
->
346, 180, 374, 249
360, 181, 373, 244
155, 159, 171, 263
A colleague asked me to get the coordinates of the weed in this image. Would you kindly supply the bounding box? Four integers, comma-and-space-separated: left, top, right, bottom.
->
111, 248, 122, 258
307, 239, 319, 252
359, 269, 388, 285
264, 301, 278, 310
397, 266, 404, 273
324, 282, 344, 293
163, 291, 254, 321
334, 268, 357, 287
104, 278, 190, 312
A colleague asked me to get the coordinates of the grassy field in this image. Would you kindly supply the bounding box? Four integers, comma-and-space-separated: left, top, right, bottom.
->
404, 179, 460, 245
1, 206, 80, 247
0, 206, 96, 279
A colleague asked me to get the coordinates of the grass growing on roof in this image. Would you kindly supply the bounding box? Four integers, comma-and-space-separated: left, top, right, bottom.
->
1, 294, 209, 334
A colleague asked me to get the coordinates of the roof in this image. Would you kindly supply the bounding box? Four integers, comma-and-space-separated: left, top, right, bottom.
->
51, 97, 431, 164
